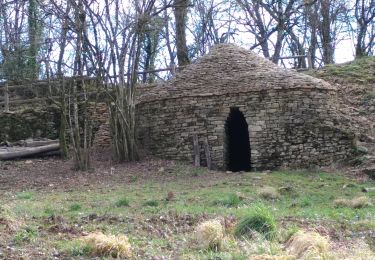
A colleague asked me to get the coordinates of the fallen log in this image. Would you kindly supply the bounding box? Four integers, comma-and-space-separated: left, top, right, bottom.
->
24, 139, 59, 147
0, 143, 60, 160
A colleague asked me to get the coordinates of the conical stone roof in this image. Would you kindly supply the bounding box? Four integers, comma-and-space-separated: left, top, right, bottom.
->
138, 44, 335, 103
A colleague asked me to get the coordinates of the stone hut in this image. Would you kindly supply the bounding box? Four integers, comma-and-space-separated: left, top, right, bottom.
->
136, 44, 353, 171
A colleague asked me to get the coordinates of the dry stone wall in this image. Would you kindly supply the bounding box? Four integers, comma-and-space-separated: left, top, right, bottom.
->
136, 88, 354, 170
91, 103, 111, 148
0, 106, 60, 142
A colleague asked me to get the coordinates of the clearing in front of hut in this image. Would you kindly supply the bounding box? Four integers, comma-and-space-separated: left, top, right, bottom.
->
0, 158, 374, 259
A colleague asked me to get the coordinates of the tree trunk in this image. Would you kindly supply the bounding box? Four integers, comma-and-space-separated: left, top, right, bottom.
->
174, 0, 190, 66
27, 0, 41, 80
355, 25, 367, 57
320, 0, 334, 64
56, 3, 70, 159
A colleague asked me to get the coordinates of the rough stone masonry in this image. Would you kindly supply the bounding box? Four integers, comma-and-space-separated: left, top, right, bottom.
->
135, 44, 354, 170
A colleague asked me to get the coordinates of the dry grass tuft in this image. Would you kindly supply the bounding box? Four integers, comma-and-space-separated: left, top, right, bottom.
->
81, 232, 132, 258
350, 196, 371, 209
285, 231, 330, 259
258, 187, 280, 200
333, 198, 350, 208
0, 205, 22, 232
334, 196, 371, 209
332, 239, 375, 259
195, 220, 224, 251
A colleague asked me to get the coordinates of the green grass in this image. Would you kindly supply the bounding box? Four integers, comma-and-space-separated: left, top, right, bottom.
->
115, 198, 130, 207
298, 196, 312, 208
69, 203, 82, 211
213, 193, 242, 207
234, 204, 277, 240
16, 191, 34, 200
0, 164, 374, 258
307, 56, 375, 84
144, 200, 159, 207
43, 207, 55, 215
57, 240, 93, 256
13, 227, 38, 245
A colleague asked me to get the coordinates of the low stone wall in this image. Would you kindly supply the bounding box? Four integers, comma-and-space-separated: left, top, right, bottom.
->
0, 106, 61, 142
136, 88, 354, 170
0, 102, 111, 148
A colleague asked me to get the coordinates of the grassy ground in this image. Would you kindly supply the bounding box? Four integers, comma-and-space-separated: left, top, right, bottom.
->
0, 159, 374, 259
305, 56, 375, 85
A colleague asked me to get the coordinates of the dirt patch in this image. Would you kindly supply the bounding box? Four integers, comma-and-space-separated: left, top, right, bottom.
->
43, 215, 81, 236
0, 157, 222, 193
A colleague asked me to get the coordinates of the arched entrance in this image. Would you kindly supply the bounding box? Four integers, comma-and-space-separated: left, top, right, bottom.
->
224, 107, 251, 172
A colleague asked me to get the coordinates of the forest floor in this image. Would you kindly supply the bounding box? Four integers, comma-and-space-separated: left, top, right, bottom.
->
0, 158, 375, 259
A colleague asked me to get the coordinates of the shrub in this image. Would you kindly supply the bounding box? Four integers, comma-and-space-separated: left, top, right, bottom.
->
285, 231, 330, 259
115, 198, 130, 207
195, 220, 224, 251
234, 204, 277, 240
81, 232, 132, 258
258, 186, 280, 200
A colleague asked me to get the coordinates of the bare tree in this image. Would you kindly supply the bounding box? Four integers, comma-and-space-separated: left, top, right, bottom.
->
234, 0, 273, 58
141, 15, 164, 83
354, 0, 375, 57
82, 0, 166, 162
188, 0, 237, 57
0, 0, 29, 82
316, 0, 349, 65
234, 0, 305, 63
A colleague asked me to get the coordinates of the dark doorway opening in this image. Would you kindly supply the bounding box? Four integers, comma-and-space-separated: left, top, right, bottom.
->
225, 107, 251, 172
